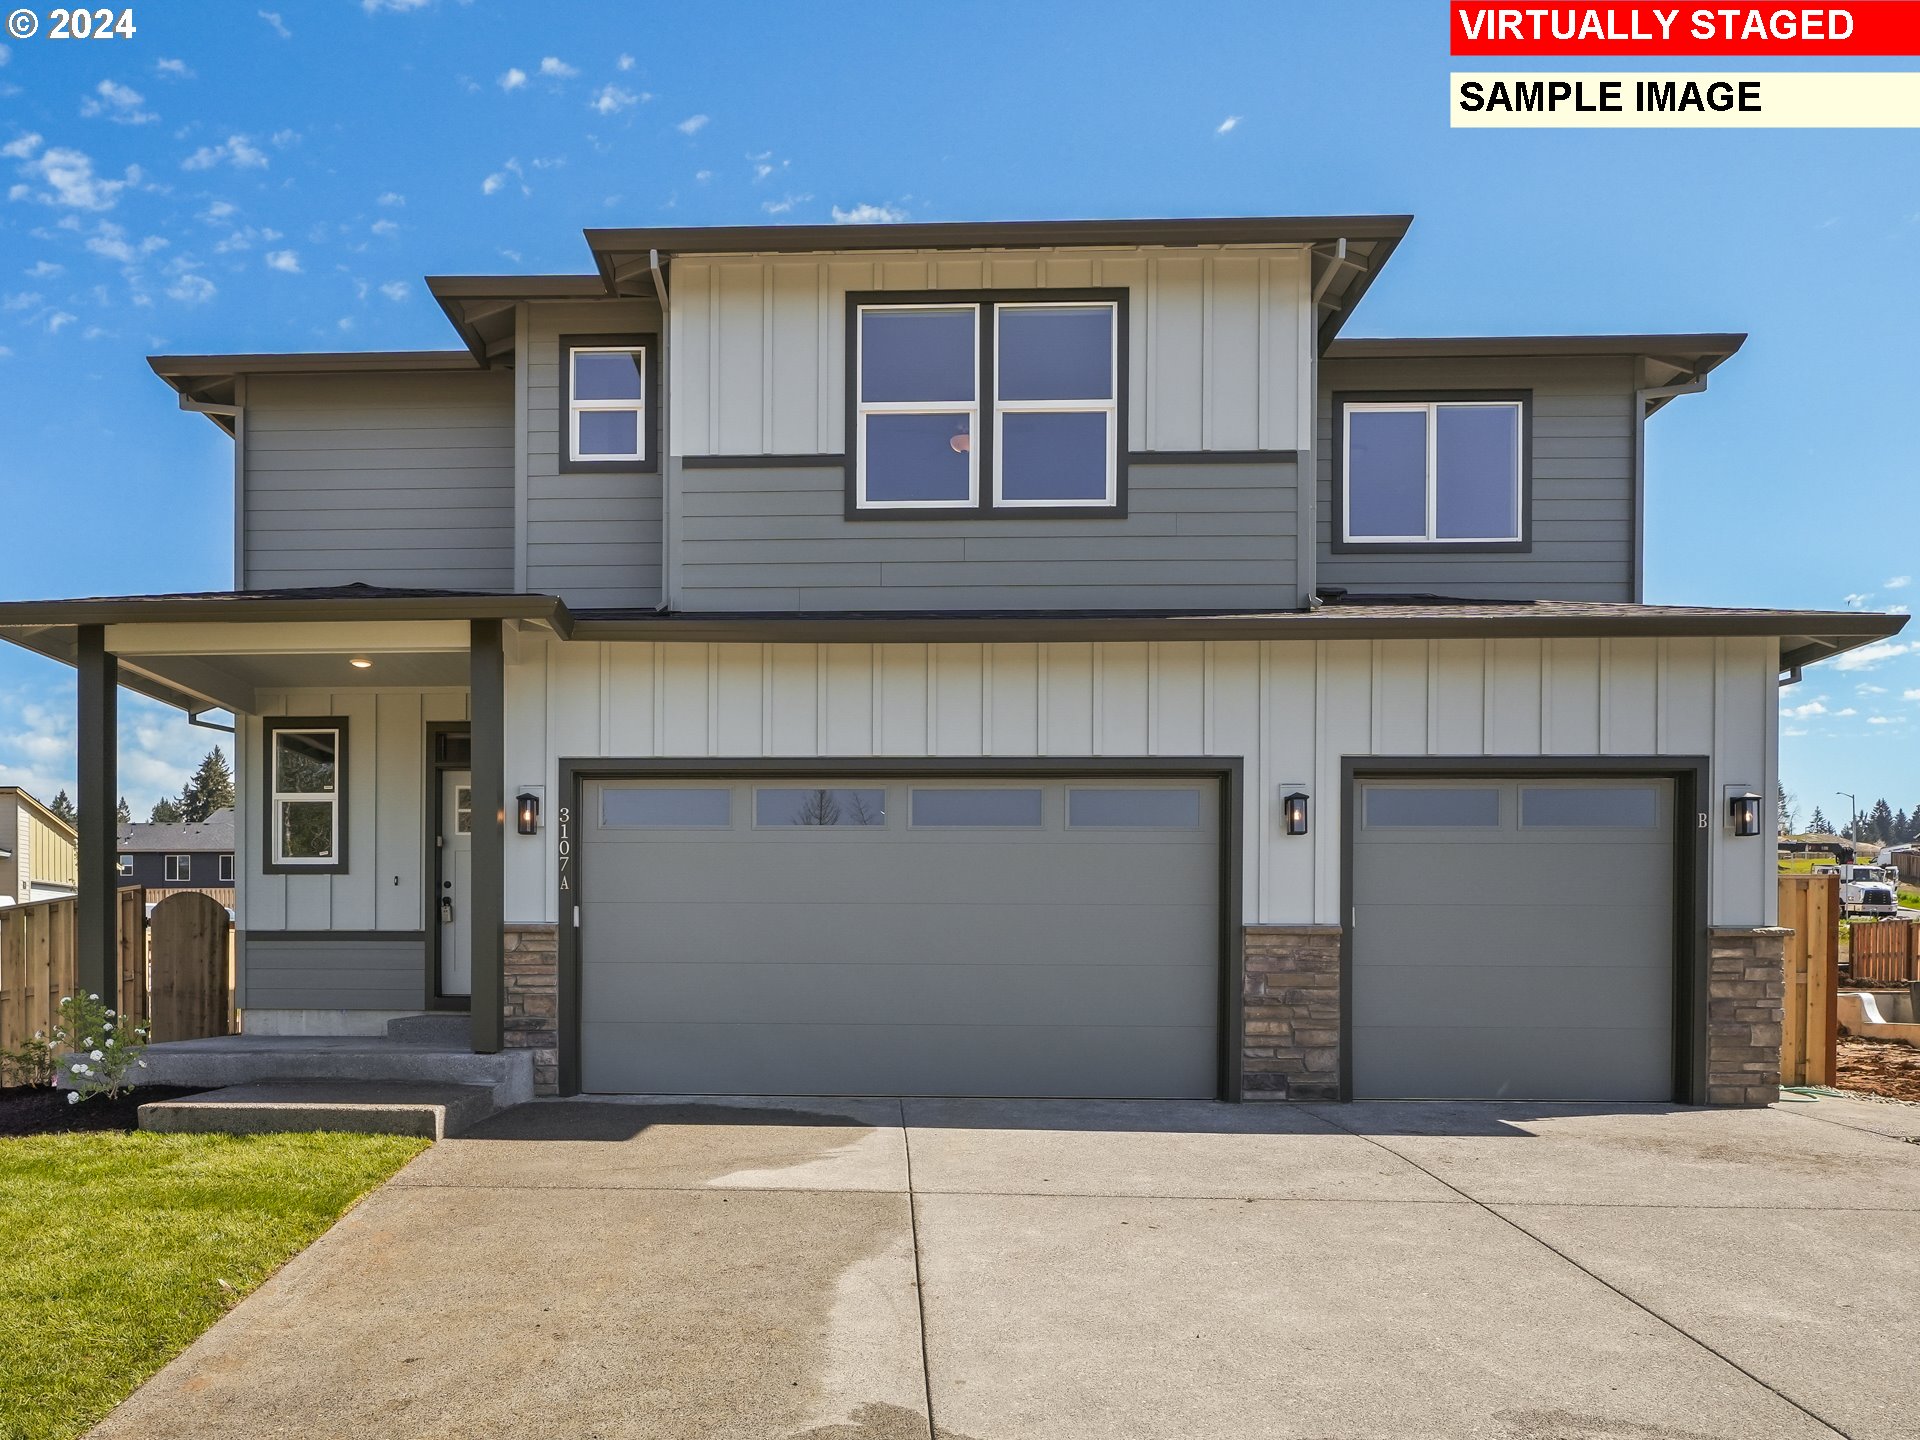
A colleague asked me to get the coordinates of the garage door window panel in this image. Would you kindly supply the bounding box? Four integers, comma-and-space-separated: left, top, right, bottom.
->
1362, 786, 1502, 829
910, 788, 1045, 828
753, 787, 888, 828
1067, 787, 1203, 829
1520, 785, 1662, 829
600, 787, 732, 829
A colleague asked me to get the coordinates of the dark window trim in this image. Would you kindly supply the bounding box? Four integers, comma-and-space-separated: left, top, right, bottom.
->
554, 756, 1240, 1100
559, 332, 660, 475
1330, 389, 1533, 555
261, 715, 349, 876
842, 288, 1131, 521
1338, 756, 1709, 1104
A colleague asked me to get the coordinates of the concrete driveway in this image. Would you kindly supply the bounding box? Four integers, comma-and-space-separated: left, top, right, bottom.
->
90, 1093, 1920, 1440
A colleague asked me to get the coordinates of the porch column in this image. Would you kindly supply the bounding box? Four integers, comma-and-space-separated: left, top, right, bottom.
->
469, 619, 505, 1053
75, 624, 118, 1003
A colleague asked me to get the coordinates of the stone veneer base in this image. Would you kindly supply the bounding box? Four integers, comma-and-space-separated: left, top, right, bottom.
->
1241, 925, 1343, 1101
503, 923, 559, 1096
1704, 926, 1787, 1107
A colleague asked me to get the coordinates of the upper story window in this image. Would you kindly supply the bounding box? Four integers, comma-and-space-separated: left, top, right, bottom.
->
264, 717, 348, 874
218, 853, 235, 883
562, 333, 658, 474
1338, 394, 1528, 550
164, 854, 190, 882
850, 291, 1125, 516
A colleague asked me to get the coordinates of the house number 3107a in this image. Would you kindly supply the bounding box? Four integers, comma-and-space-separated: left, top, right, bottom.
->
557, 805, 573, 891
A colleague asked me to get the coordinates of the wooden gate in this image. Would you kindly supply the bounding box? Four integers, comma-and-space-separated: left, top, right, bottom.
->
0, 888, 146, 1053
147, 891, 233, 1043
1778, 872, 1839, 1087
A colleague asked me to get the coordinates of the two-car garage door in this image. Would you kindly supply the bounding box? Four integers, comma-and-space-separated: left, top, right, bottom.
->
578, 776, 1221, 1098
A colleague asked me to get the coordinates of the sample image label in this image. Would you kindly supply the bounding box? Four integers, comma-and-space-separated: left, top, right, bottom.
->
1451, 69, 1920, 124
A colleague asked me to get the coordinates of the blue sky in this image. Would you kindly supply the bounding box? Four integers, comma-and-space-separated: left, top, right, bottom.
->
0, 0, 1914, 825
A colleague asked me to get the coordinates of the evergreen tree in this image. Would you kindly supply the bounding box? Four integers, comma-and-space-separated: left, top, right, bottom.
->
115, 796, 131, 825
1897, 809, 1911, 844
1872, 797, 1896, 845
1807, 805, 1832, 836
1777, 785, 1797, 836
178, 747, 235, 824
47, 790, 76, 824
149, 796, 183, 825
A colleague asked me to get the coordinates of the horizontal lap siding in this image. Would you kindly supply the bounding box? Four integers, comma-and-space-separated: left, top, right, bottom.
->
677, 462, 1300, 611
1316, 355, 1638, 602
240, 936, 425, 1010
245, 373, 514, 591
526, 299, 664, 608
504, 633, 1776, 932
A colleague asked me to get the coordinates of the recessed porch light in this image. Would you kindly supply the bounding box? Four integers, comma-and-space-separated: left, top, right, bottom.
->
349, 657, 373, 669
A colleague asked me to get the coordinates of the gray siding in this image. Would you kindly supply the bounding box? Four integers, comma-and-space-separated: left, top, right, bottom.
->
244, 372, 514, 590
1316, 355, 1636, 602
239, 934, 425, 1011
525, 299, 663, 608
676, 460, 1300, 611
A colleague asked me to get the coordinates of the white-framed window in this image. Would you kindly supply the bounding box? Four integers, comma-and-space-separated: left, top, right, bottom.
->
116, 853, 133, 876
992, 301, 1119, 508
267, 720, 345, 870
164, 854, 190, 882
567, 343, 647, 464
1341, 399, 1524, 545
218, 853, 234, 883
854, 303, 980, 509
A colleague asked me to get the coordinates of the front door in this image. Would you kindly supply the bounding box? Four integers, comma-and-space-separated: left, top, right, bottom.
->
439, 770, 473, 998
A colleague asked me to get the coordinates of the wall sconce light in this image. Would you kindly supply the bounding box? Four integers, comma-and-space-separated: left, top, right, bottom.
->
516, 791, 541, 835
1282, 790, 1310, 836
1727, 789, 1762, 838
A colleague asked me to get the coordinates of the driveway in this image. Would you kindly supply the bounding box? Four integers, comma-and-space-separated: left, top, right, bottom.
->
91, 1094, 1920, 1440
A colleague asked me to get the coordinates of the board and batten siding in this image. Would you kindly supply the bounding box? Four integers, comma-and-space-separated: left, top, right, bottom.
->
234, 687, 468, 1010
504, 633, 1777, 931
1316, 355, 1639, 602
524, 298, 664, 608
667, 247, 1314, 457
676, 460, 1299, 611
242, 372, 514, 591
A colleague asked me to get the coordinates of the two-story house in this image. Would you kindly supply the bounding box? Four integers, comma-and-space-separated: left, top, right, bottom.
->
0, 787, 77, 905
117, 808, 236, 899
0, 215, 1899, 1105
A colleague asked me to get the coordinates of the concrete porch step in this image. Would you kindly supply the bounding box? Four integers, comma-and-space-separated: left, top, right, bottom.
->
138, 1035, 534, 1110
385, 1012, 471, 1045
138, 1080, 498, 1139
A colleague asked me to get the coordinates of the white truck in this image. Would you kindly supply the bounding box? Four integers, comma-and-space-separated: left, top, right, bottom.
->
1823, 864, 1901, 918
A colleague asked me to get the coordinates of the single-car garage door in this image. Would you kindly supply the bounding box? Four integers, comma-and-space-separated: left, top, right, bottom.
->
1352, 776, 1676, 1101
578, 775, 1221, 1097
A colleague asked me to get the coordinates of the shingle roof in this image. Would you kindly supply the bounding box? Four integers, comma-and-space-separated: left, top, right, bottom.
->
117, 808, 234, 854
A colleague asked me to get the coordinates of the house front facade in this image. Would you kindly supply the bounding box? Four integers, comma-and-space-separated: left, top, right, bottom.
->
0, 215, 1898, 1104
0, 787, 77, 905
116, 808, 236, 898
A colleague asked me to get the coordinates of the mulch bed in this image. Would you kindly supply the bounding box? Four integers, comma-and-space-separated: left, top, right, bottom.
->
1834, 1037, 1920, 1105
0, 1085, 200, 1138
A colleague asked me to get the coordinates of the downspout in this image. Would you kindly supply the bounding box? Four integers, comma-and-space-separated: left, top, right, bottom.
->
1631, 375, 1706, 604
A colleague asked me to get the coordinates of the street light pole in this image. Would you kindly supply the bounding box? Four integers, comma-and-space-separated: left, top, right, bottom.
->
1837, 790, 1858, 854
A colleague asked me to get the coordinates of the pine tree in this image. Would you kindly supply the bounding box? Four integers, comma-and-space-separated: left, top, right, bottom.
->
115, 796, 131, 825
149, 796, 183, 825
1897, 809, 1911, 844
1807, 805, 1832, 836
1777, 785, 1797, 836
178, 747, 235, 824
47, 790, 76, 824
1872, 798, 1896, 845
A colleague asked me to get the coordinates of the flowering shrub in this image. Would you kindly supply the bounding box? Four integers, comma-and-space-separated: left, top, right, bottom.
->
1, 1030, 58, 1088
52, 993, 150, 1103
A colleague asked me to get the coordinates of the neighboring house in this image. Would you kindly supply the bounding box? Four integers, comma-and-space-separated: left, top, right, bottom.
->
0, 214, 1902, 1106
116, 807, 236, 895
0, 787, 77, 906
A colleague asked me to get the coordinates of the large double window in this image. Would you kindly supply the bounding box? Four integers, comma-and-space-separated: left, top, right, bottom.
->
264, 718, 347, 873
850, 291, 1124, 514
1338, 393, 1528, 549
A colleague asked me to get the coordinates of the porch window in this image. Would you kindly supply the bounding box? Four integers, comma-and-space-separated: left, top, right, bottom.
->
265, 718, 348, 873
164, 854, 190, 882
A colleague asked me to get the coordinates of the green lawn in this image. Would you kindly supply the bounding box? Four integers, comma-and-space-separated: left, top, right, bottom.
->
0, 1130, 427, 1440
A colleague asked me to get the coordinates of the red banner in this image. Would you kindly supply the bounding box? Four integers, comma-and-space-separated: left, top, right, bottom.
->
1451, 4, 1920, 55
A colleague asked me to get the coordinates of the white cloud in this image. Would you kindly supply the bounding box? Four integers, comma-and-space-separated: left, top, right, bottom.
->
1888, 576, 1912, 590
676, 114, 709, 135
166, 270, 214, 303
80, 80, 158, 125
1782, 726, 1808, 738
1215, 115, 1242, 135
694, 169, 713, 183
831, 202, 907, 224
1905, 689, 1920, 702
481, 172, 505, 195
0, 346, 11, 359
498, 67, 527, 91
363, 0, 433, 10
155, 57, 194, 79
1834, 706, 1859, 717
269, 128, 300, 148
84, 222, 166, 263
1834, 641, 1915, 672
1858, 683, 1887, 694
2, 290, 39, 310
617, 54, 635, 70
1781, 699, 1828, 719
264, 248, 301, 273
377, 191, 405, 206
379, 280, 410, 301
762, 193, 810, 216
589, 84, 642, 116
370, 218, 398, 237
182, 134, 268, 170
212, 224, 281, 253
7, 139, 138, 211
199, 198, 236, 222
259, 10, 291, 39
0, 45, 9, 67
1869, 715, 1898, 725
1845, 592, 1872, 608
539, 57, 577, 79
1889, 605, 1911, 616
46, 311, 76, 333
25, 259, 61, 278
481, 158, 527, 197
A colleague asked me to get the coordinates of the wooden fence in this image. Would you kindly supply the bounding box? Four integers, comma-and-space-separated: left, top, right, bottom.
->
0, 887, 229, 1057
1848, 918, 1919, 986
148, 892, 233, 1042
1778, 873, 1839, 1087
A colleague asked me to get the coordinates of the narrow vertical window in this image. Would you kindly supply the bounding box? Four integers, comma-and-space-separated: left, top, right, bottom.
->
994, 301, 1118, 507
567, 343, 648, 465
266, 719, 347, 872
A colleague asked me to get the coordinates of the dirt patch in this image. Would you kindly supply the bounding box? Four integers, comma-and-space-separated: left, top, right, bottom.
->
1834, 1037, 1920, 1104
0, 1084, 200, 1137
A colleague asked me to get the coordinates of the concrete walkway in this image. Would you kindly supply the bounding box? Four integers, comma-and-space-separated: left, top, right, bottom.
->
89, 1093, 1920, 1439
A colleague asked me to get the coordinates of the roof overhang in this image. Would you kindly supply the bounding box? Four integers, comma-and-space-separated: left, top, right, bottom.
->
148, 351, 484, 433
1327, 333, 1746, 412
586, 214, 1413, 350
425, 274, 610, 364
